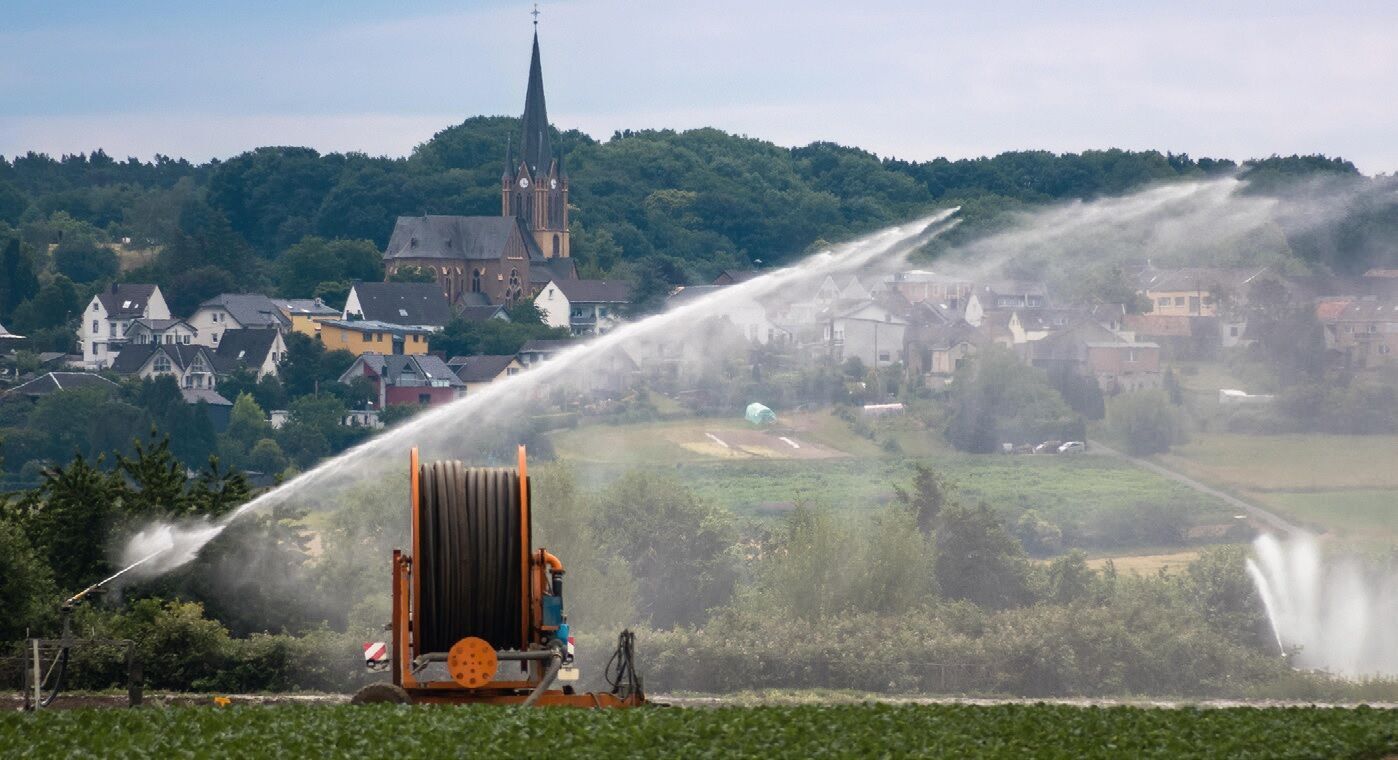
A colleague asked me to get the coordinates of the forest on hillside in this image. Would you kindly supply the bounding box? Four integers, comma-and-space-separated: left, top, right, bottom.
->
2, 117, 1397, 353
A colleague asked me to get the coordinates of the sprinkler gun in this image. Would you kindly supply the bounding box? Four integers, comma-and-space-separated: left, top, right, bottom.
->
62, 550, 167, 611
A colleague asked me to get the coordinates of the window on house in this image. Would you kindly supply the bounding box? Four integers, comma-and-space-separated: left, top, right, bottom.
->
1380, 344, 1391, 355
418, 393, 431, 405
212, 333, 219, 343
1157, 298, 1168, 308
399, 308, 408, 317
376, 333, 384, 342
878, 351, 890, 362
1175, 296, 1185, 306
92, 320, 99, 333
1368, 324, 1377, 333
1127, 349, 1138, 362
1230, 326, 1239, 337
183, 335, 190, 344
154, 356, 171, 373
91, 302, 98, 312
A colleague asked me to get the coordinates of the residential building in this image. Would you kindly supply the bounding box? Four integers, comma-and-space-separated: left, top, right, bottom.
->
825, 301, 907, 367
76, 283, 170, 370
188, 294, 291, 348
343, 282, 453, 330
3, 372, 117, 403
887, 270, 974, 312
111, 343, 221, 390
269, 297, 340, 337
319, 320, 432, 357
448, 354, 523, 393
904, 322, 980, 380
381, 30, 578, 306
338, 353, 465, 408
1029, 321, 1161, 392
1138, 267, 1270, 318
1324, 299, 1397, 369
536, 279, 630, 336
517, 339, 574, 368
126, 318, 197, 347
214, 328, 287, 379
666, 285, 788, 345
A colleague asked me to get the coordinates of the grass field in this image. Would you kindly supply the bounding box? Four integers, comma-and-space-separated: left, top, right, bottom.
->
4, 703, 1394, 758
1156, 434, 1398, 544
550, 412, 1236, 551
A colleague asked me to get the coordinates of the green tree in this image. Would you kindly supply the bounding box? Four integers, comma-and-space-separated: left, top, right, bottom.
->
18, 454, 122, 589
0, 236, 40, 321
933, 502, 1032, 610
893, 463, 950, 535
275, 236, 383, 297
0, 513, 57, 639
945, 347, 1082, 452
52, 237, 119, 283
117, 433, 192, 518
592, 470, 738, 628
187, 457, 252, 518
1107, 391, 1185, 455
226, 393, 271, 450
246, 438, 288, 475
10, 274, 81, 333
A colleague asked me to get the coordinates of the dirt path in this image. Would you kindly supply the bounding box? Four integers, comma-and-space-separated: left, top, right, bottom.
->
1087, 439, 1300, 535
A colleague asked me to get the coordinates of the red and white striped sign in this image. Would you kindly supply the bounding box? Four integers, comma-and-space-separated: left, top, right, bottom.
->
363, 641, 388, 664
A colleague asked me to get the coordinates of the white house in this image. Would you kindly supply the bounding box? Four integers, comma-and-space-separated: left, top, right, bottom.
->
76, 284, 170, 370
126, 318, 198, 347
110, 343, 220, 390
824, 301, 908, 367
536, 279, 630, 336
213, 328, 287, 379
188, 294, 291, 348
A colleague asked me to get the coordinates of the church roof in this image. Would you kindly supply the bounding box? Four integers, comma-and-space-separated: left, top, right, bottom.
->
384, 215, 544, 262
519, 31, 552, 176
530, 257, 577, 284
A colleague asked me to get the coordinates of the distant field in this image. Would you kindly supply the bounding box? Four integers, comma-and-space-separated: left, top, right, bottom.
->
5, 703, 1394, 758
1083, 549, 1207, 576
1157, 434, 1398, 543
551, 413, 1235, 551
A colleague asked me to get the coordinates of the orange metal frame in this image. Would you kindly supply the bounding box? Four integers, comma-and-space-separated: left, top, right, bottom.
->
389, 446, 642, 707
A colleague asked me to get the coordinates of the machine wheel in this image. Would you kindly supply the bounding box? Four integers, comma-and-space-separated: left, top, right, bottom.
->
350, 682, 411, 705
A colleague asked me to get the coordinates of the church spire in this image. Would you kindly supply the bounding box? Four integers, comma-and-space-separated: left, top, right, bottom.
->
519, 24, 552, 177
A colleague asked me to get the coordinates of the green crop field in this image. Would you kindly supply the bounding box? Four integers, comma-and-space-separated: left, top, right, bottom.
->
549, 413, 1235, 551
4, 704, 1394, 758
1156, 433, 1398, 544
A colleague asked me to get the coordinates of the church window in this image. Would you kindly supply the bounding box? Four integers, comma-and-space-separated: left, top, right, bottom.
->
472, 270, 482, 293
552, 235, 560, 256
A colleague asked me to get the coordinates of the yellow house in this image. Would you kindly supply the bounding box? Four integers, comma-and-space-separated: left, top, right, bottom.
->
1140, 267, 1267, 318
270, 297, 342, 338
319, 320, 431, 357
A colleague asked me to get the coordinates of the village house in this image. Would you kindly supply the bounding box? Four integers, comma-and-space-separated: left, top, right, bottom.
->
825, 301, 907, 367
1028, 321, 1162, 392
904, 321, 980, 380
319, 320, 432, 357
448, 354, 523, 394
76, 283, 170, 370
887, 270, 974, 312
111, 343, 221, 391
188, 294, 290, 348
269, 297, 340, 337
213, 328, 287, 379
666, 285, 788, 345
1322, 298, 1397, 369
125, 318, 197, 347
338, 353, 464, 408
343, 282, 453, 331
517, 338, 573, 368
536, 279, 630, 336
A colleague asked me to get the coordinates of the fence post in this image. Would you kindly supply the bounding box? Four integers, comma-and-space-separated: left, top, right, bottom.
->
31, 639, 42, 711
127, 644, 143, 707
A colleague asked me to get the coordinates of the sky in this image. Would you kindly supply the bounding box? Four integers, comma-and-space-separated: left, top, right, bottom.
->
2, 0, 1396, 173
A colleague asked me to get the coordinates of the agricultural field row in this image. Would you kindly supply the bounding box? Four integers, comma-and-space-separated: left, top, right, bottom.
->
4, 703, 1394, 758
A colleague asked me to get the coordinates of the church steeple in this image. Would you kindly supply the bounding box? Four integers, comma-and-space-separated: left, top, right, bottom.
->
501, 12, 570, 260
519, 30, 552, 177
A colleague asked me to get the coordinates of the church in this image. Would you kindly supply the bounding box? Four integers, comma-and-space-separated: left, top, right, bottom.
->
382, 27, 577, 306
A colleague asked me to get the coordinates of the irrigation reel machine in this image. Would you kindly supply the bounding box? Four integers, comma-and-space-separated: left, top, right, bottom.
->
352, 446, 645, 707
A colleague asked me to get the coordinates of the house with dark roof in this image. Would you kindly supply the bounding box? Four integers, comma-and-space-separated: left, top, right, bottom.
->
448, 354, 523, 392
381, 30, 577, 307
517, 339, 575, 368
3, 372, 117, 403
76, 283, 170, 370
1322, 298, 1397, 369
338, 352, 465, 408
536, 279, 630, 336
1028, 321, 1162, 392
343, 282, 453, 330
214, 329, 287, 379
111, 343, 220, 391
126, 318, 197, 348
904, 321, 982, 380
189, 294, 291, 349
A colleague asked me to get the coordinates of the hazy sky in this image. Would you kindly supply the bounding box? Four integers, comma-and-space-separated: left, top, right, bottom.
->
3, 0, 1396, 173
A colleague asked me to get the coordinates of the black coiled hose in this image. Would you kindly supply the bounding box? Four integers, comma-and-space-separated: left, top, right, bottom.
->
604, 629, 643, 700
417, 462, 526, 654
